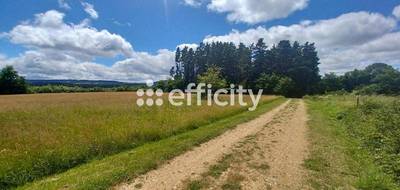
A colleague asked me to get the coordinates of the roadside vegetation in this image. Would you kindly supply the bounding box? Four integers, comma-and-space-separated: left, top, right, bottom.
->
16, 97, 286, 190
0, 92, 279, 189
305, 95, 400, 189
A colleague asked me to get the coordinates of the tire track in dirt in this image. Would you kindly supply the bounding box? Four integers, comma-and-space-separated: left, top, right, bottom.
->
182, 100, 310, 190
115, 100, 291, 190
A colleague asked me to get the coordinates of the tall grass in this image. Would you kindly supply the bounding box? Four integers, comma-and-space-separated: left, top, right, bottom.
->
306, 95, 400, 189
0, 92, 276, 189
341, 96, 400, 186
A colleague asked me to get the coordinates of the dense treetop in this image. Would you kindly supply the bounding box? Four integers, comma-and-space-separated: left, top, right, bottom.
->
168, 38, 321, 97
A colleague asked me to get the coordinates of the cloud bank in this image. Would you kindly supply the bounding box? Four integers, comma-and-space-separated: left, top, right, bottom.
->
203, 11, 400, 73
0, 10, 175, 82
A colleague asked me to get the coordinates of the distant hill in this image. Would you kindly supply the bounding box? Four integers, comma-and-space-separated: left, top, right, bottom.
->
27, 80, 144, 88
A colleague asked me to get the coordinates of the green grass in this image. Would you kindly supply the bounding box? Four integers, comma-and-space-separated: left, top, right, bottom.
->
16, 96, 286, 190
305, 95, 399, 189
188, 180, 207, 190
183, 152, 236, 190
221, 173, 244, 190
207, 154, 234, 178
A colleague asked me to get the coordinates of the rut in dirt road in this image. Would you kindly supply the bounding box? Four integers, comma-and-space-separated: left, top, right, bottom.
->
116, 100, 309, 190
183, 100, 310, 190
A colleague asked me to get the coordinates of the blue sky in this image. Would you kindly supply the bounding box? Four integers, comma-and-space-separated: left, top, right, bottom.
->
0, 0, 400, 82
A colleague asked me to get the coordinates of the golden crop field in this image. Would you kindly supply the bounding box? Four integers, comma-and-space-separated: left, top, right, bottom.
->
0, 92, 276, 188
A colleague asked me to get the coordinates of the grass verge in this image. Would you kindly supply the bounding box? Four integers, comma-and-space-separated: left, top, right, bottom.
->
18, 97, 286, 190
305, 97, 398, 189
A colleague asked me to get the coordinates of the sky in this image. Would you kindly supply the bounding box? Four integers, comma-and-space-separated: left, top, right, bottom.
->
0, 0, 399, 82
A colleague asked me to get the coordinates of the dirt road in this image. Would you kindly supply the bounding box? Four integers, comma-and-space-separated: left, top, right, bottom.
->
116, 100, 309, 190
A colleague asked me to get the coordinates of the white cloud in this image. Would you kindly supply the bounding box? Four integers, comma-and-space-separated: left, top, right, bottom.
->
8, 10, 133, 59
393, 5, 400, 19
204, 12, 396, 48
1, 49, 174, 82
318, 32, 400, 73
1, 10, 175, 82
81, 2, 99, 19
111, 19, 132, 27
177, 43, 199, 50
203, 11, 400, 73
183, 0, 202, 7
207, 0, 309, 24
113, 49, 175, 81
58, 0, 71, 10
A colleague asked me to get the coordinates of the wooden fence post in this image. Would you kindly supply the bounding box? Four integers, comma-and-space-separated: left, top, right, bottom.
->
356, 95, 360, 107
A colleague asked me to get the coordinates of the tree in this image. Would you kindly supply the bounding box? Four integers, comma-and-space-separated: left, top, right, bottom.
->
274, 76, 295, 97
171, 47, 183, 80
321, 73, 343, 92
255, 73, 281, 94
0, 66, 27, 94
342, 69, 370, 91
197, 66, 227, 91
255, 73, 295, 97
250, 38, 269, 85
366, 63, 400, 94
268, 41, 321, 97
236, 43, 252, 86
315, 63, 400, 95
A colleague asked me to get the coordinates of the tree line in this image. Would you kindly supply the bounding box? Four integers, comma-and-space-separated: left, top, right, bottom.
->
162, 38, 321, 97
321, 63, 400, 95
158, 38, 400, 97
